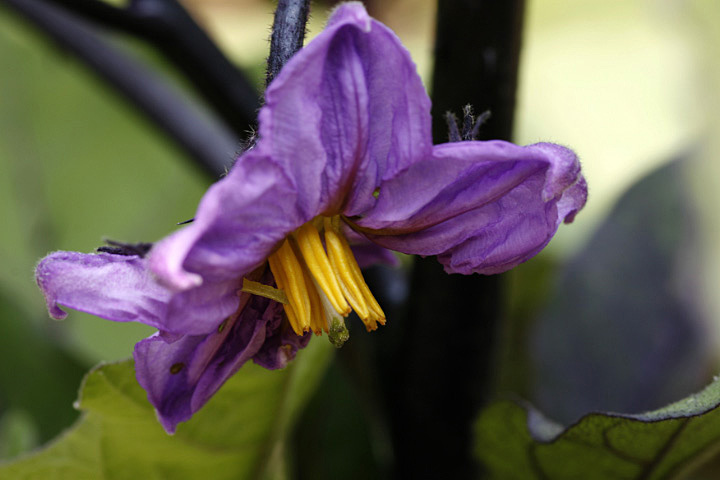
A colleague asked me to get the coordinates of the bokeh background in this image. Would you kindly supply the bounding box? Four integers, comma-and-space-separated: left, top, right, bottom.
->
1, 0, 720, 473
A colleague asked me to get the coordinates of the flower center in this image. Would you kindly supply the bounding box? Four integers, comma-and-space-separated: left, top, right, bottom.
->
243, 216, 385, 340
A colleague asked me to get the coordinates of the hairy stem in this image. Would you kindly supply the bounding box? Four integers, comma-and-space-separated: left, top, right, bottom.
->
266, 0, 311, 87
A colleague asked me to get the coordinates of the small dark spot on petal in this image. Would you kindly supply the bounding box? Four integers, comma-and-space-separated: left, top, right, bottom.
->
169, 363, 184, 375
372, 188, 380, 198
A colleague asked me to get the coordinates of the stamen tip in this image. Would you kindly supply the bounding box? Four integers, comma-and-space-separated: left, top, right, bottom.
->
362, 320, 379, 332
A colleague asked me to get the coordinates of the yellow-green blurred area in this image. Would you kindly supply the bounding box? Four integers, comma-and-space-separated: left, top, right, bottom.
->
2, 0, 720, 467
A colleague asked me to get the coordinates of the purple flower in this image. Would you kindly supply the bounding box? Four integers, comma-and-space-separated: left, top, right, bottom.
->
35, 3, 586, 434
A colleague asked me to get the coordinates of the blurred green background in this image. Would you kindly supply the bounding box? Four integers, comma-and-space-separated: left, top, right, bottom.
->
1, 0, 720, 472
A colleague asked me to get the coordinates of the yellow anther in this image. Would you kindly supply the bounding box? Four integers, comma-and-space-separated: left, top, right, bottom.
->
261, 216, 386, 339
268, 241, 312, 334
324, 220, 370, 321
324, 218, 386, 331
302, 267, 327, 335
267, 253, 300, 334
343, 241, 385, 323
294, 222, 351, 316
284, 303, 303, 336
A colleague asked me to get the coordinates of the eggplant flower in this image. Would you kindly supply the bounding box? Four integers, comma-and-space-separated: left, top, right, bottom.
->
35, 2, 587, 434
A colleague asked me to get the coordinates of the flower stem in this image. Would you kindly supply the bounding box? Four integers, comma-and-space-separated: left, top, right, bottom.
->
431, 0, 526, 142
266, 0, 311, 87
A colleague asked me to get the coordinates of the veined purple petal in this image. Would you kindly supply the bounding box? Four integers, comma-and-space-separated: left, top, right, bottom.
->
162, 277, 241, 335
356, 141, 587, 274
149, 151, 302, 292
134, 288, 299, 434
35, 251, 240, 336
258, 2, 432, 218
36, 251, 172, 327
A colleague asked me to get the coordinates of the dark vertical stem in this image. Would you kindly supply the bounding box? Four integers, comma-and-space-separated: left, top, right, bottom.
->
266, 0, 311, 87
381, 1, 527, 479
430, 0, 525, 142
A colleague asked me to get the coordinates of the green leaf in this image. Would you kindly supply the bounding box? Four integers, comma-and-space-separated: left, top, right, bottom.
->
0, 410, 39, 460
0, 293, 87, 448
0, 338, 332, 480
475, 377, 720, 480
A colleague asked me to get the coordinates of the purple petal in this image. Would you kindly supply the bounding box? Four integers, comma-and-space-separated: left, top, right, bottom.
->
356, 141, 587, 274
252, 315, 311, 370
557, 174, 588, 224
161, 277, 241, 335
343, 226, 399, 268
36, 251, 240, 336
257, 2, 432, 218
350, 243, 400, 269
134, 289, 296, 434
35, 251, 172, 327
149, 150, 302, 291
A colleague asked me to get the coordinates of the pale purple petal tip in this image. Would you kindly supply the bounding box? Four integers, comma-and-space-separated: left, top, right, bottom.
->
559, 175, 588, 224
328, 2, 372, 32
35, 251, 172, 328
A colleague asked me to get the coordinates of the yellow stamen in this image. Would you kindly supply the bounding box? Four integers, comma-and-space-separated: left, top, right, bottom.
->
301, 266, 328, 335
268, 241, 311, 334
293, 223, 351, 316
284, 303, 302, 335
256, 216, 386, 341
337, 233, 385, 322
267, 253, 301, 334
324, 219, 370, 320
324, 218, 386, 331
